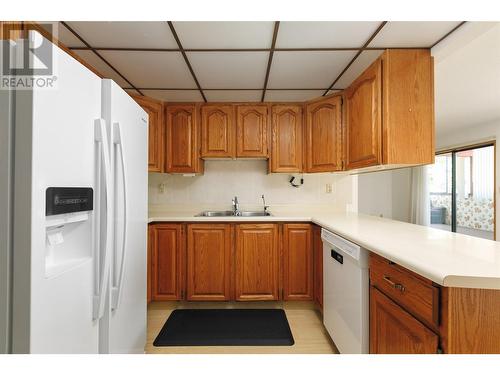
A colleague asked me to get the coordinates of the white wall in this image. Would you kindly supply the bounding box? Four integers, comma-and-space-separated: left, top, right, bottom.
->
149, 160, 357, 212
357, 169, 411, 222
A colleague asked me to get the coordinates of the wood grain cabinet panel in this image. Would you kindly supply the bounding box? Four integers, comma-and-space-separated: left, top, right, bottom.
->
345, 50, 434, 171
235, 224, 280, 301
147, 225, 153, 303
305, 96, 343, 172
131, 95, 164, 172
312, 225, 323, 310
236, 105, 268, 158
283, 224, 313, 300
186, 224, 232, 301
165, 104, 203, 173
370, 286, 439, 354
151, 224, 184, 301
201, 105, 235, 158
382, 49, 435, 165
369, 253, 439, 330
270, 105, 303, 172
345, 58, 382, 170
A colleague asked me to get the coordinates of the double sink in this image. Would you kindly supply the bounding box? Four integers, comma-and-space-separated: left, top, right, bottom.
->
196, 210, 272, 217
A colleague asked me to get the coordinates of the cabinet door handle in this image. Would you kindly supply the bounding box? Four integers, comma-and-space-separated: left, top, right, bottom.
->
383, 276, 405, 292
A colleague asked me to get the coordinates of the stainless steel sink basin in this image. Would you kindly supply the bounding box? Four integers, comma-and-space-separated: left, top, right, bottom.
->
195, 210, 235, 217
239, 211, 272, 217
196, 210, 272, 217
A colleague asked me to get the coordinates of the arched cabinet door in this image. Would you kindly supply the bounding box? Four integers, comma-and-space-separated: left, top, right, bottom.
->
131, 94, 164, 172
271, 105, 303, 173
200, 105, 235, 158
344, 58, 382, 170
236, 105, 268, 158
305, 95, 343, 173
165, 104, 203, 173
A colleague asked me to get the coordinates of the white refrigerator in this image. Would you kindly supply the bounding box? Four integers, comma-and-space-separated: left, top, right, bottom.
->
0, 31, 148, 353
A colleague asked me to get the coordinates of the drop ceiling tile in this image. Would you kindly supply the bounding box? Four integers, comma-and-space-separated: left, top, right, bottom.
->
276, 21, 381, 48
187, 52, 268, 89
38, 22, 86, 47
335, 50, 384, 89
142, 90, 203, 102
268, 51, 356, 89
264, 90, 324, 102
63, 22, 178, 49
173, 21, 275, 49
369, 21, 462, 48
73, 50, 129, 87
205, 90, 262, 102
99, 51, 196, 88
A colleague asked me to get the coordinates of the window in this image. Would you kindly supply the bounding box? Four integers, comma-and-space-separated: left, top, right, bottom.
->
428, 144, 495, 240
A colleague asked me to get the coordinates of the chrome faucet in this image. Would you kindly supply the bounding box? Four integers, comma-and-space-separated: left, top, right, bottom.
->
232, 196, 240, 215
261, 194, 269, 215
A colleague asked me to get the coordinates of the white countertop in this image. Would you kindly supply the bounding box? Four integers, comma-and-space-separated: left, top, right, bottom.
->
148, 206, 500, 290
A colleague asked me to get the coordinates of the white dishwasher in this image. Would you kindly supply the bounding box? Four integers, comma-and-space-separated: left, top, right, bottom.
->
322, 228, 369, 354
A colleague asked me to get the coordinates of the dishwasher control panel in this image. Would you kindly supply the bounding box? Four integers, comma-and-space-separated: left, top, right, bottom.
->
331, 249, 344, 264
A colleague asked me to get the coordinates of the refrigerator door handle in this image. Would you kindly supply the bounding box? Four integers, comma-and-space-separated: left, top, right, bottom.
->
93, 118, 113, 321
111, 122, 128, 311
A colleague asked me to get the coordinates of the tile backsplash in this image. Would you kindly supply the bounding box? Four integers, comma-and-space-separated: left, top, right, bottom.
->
148, 160, 356, 211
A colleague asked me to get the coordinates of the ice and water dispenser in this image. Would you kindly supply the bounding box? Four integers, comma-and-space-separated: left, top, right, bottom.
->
45, 187, 94, 278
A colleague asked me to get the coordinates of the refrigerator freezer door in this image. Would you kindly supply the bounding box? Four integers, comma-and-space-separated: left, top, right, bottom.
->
102, 80, 148, 353
0, 40, 15, 354
11, 32, 103, 353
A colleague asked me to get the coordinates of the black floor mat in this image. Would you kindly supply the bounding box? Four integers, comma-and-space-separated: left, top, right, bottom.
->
153, 309, 294, 346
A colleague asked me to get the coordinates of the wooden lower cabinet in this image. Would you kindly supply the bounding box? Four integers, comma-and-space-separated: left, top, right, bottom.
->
369, 253, 500, 354
235, 224, 280, 301
186, 224, 232, 301
312, 225, 323, 310
370, 286, 439, 354
283, 224, 313, 300
150, 223, 184, 301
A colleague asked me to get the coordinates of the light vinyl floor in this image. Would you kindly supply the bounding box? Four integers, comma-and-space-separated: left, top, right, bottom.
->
146, 301, 338, 354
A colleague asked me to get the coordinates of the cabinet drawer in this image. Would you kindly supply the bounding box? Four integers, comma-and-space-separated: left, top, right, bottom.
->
369, 254, 439, 329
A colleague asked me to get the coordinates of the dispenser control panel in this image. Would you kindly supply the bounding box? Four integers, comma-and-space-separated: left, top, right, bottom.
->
45, 187, 93, 216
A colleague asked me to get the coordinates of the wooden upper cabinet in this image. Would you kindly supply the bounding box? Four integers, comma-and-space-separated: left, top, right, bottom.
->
283, 224, 313, 301
150, 224, 184, 301
270, 105, 303, 172
236, 105, 268, 158
200, 105, 236, 158
305, 96, 343, 172
235, 224, 280, 301
345, 58, 382, 170
370, 287, 439, 354
345, 50, 434, 171
381, 49, 434, 165
165, 104, 203, 174
131, 95, 164, 172
186, 224, 232, 301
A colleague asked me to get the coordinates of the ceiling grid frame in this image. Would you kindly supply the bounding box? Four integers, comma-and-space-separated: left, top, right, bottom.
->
60, 21, 144, 96
167, 21, 207, 102
261, 21, 280, 102
58, 21, 467, 101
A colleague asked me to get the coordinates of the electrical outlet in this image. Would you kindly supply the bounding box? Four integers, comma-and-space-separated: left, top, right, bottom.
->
325, 183, 332, 193
159, 182, 166, 194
